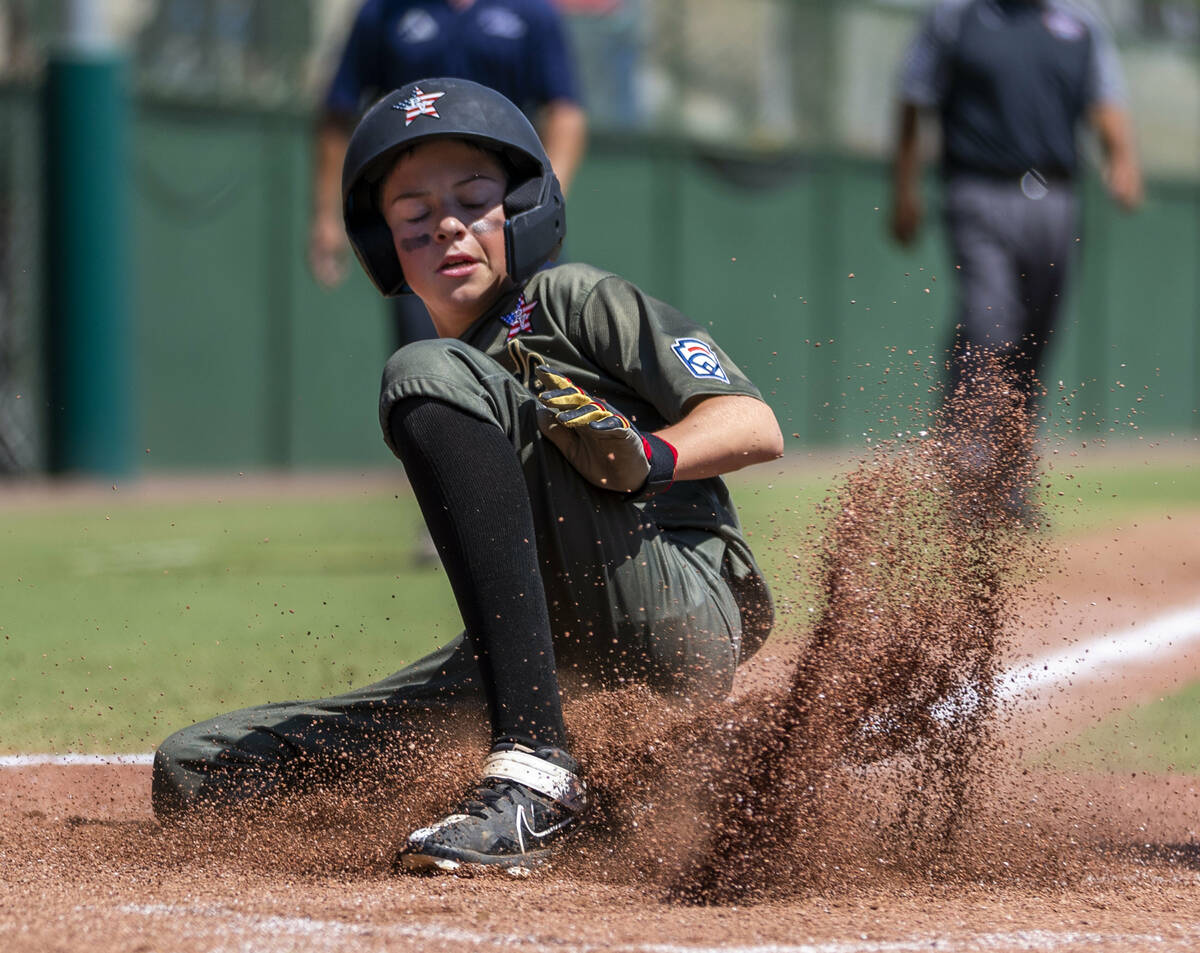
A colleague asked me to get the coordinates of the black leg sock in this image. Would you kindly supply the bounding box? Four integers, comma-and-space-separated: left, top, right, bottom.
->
388, 397, 569, 753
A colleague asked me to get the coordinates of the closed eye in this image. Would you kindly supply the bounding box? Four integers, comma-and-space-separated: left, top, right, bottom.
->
457, 178, 503, 209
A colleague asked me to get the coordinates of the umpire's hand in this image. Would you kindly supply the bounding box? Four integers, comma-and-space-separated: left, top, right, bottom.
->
891, 187, 922, 246
309, 215, 349, 288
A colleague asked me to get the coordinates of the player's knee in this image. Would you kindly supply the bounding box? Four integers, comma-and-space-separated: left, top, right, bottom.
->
387, 395, 494, 456
381, 338, 478, 389
150, 725, 211, 820
379, 339, 505, 453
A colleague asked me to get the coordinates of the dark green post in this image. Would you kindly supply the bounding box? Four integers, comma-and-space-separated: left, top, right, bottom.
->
44, 1, 133, 476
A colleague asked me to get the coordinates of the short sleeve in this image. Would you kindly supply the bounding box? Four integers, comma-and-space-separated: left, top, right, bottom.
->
1082, 9, 1127, 106
324, 0, 387, 118
576, 276, 762, 423
898, 1, 965, 108
526, 1, 581, 105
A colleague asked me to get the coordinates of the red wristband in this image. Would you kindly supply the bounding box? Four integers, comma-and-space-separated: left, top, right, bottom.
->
628, 432, 677, 501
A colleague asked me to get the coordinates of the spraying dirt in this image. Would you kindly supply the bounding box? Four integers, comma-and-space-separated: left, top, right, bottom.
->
566, 356, 1051, 903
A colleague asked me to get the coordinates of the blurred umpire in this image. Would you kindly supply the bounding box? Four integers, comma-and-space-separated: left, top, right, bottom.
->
308, 0, 587, 348
889, 0, 1142, 514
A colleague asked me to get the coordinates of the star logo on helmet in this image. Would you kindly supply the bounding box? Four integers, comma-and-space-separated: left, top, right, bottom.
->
499, 295, 538, 340
394, 87, 446, 126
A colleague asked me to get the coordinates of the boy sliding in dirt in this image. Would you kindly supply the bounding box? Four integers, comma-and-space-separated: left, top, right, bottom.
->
152, 78, 783, 873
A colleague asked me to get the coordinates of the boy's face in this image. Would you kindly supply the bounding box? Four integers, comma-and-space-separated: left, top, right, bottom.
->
380, 139, 511, 336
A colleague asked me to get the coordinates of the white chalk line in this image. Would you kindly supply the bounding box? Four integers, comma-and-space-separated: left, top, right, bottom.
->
5, 596, 1200, 770
0, 752, 153, 767
1000, 597, 1200, 701
103, 903, 1199, 953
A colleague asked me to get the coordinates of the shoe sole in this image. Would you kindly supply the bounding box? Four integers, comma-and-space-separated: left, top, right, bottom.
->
398, 849, 545, 877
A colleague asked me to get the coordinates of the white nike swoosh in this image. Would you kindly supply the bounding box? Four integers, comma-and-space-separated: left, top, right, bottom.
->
515, 805, 571, 854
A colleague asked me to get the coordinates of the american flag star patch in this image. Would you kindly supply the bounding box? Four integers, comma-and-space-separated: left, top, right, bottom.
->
499, 295, 538, 340
394, 87, 445, 126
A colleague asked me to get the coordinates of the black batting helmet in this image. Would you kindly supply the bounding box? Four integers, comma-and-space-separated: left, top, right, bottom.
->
342, 77, 566, 296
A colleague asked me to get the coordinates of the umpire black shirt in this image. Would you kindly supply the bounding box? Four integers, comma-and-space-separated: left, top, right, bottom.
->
899, 0, 1126, 179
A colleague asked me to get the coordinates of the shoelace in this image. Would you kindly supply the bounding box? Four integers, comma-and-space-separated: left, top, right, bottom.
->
458, 779, 528, 820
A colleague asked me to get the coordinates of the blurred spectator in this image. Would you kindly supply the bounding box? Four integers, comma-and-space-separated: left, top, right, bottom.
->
0, 0, 34, 77
1139, 0, 1200, 39
136, 0, 308, 101
552, 0, 641, 127
308, 0, 587, 350
889, 0, 1142, 520
0, 0, 34, 472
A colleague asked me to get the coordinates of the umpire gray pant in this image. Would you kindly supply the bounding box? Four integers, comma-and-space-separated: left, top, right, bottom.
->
152, 339, 766, 818
943, 172, 1078, 402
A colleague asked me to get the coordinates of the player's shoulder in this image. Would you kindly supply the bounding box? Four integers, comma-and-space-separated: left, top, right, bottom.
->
527, 263, 660, 337
924, 0, 977, 41
526, 262, 621, 305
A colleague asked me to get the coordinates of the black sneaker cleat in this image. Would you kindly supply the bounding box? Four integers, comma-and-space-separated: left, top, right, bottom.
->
398, 743, 587, 874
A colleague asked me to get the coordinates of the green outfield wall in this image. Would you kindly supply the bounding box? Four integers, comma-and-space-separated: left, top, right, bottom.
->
3, 91, 1197, 471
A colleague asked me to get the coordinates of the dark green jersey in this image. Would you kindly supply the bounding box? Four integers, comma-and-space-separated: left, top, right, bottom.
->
458, 262, 770, 636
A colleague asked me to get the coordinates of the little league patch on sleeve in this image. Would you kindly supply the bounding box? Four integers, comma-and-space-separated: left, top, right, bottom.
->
672, 338, 729, 383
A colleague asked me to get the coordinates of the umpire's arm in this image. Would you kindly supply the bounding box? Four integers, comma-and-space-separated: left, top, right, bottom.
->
537, 100, 587, 198
1091, 103, 1142, 211
889, 102, 923, 246
888, 5, 952, 246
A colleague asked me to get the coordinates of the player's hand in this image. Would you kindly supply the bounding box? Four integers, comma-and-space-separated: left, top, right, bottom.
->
534, 365, 676, 498
309, 215, 349, 288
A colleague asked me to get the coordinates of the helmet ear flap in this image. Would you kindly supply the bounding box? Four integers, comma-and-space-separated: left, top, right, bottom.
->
503, 178, 543, 217
503, 174, 566, 284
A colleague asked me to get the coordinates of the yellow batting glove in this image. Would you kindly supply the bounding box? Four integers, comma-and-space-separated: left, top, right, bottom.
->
533, 365, 677, 498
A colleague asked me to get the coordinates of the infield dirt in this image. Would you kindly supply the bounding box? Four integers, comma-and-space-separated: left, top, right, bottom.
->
2, 509, 1199, 951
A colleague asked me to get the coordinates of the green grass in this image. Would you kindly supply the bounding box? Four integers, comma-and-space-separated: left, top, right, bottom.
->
0, 494, 461, 752
1017, 449, 1200, 773
1, 448, 1195, 754
1037, 454, 1200, 532
1045, 680, 1200, 774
